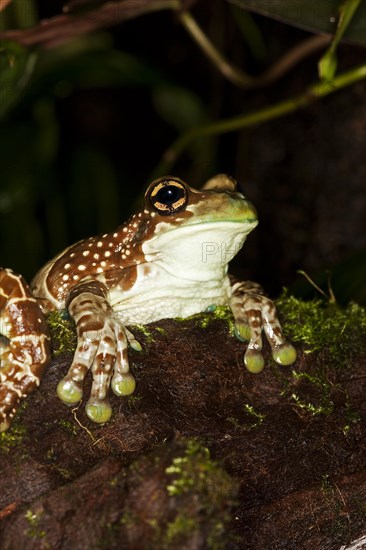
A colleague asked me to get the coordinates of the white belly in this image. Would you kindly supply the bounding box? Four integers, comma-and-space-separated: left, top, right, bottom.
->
109, 262, 231, 325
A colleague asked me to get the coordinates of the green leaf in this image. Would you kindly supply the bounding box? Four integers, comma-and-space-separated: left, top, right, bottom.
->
153, 85, 208, 131
0, 35, 165, 118
318, 0, 362, 79
229, 5, 267, 62
32, 35, 164, 89
227, 0, 366, 46
318, 50, 337, 79
0, 42, 36, 117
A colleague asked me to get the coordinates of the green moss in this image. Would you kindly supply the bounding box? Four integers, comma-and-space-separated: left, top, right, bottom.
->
101, 440, 235, 548
0, 408, 28, 456
277, 294, 366, 420
290, 371, 334, 416
44, 447, 75, 481
226, 416, 243, 429
130, 324, 155, 344
227, 403, 266, 430
0, 418, 27, 453
162, 439, 234, 549
165, 515, 198, 544
58, 418, 79, 435
155, 327, 167, 335
197, 306, 234, 330
24, 509, 46, 539
290, 392, 334, 415
126, 394, 143, 408
319, 474, 356, 540
175, 305, 235, 332
52, 466, 74, 480
118, 510, 135, 526
46, 310, 76, 355
166, 440, 207, 496
243, 403, 266, 424
342, 404, 361, 435
45, 447, 56, 462
165, 438, 234, 505
277, 294, 366, 367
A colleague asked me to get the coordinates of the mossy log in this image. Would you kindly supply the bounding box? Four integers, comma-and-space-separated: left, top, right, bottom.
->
0, 298, 365, 549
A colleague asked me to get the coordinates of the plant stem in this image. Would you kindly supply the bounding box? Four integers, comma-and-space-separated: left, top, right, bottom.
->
179, 10, 254, 88
334, 0, 362, 51
0, 0, 181, 46
180, 10, 331, 90
154, 63, 366, 176
318, 0, 362, 79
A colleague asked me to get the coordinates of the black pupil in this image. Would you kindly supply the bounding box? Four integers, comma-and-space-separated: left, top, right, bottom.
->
156, 185, 183, 205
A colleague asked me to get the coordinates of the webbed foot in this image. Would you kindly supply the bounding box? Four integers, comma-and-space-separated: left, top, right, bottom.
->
57, 285, 140, 424
230, 280, 296, 373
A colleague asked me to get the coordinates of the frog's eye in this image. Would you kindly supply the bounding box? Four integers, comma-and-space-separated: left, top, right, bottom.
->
149, 179, 188, 215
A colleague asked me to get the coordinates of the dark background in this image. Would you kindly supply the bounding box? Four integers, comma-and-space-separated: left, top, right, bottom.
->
0, 0, 365, 303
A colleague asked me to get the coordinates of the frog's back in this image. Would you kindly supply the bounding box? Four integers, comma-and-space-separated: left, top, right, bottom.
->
31, 222, 148, 308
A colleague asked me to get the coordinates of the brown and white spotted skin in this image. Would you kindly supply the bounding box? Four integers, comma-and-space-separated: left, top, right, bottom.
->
0, 269, 51, 431
0, 174, 296, 429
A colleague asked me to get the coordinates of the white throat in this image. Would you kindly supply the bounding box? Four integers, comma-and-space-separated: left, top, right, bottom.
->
142, 222, 249, 282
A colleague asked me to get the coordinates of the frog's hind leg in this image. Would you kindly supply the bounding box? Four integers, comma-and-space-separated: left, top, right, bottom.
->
0, 268, 51, 431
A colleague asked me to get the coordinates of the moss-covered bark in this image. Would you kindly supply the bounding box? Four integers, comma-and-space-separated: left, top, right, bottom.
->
1, 296, 365, 548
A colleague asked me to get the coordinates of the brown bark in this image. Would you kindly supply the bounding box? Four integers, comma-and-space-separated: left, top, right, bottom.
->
0, 314, 365, 548
0, 0, 178, 48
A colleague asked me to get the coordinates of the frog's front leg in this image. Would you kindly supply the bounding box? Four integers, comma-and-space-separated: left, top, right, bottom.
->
56, 280, 137, 424
230, 278, 296, 373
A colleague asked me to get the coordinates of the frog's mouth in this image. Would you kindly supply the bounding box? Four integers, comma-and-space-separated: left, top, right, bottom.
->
149, 217, 258, 239
185, 196, 258, 226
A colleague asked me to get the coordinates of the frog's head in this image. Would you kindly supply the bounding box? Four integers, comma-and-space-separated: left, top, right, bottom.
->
140, 174, 258, 279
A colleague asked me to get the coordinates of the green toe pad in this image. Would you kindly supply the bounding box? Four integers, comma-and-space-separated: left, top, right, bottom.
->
244, 349, 265, 373
85, 400, 112, 423
57, 378, 83, 404
272, 343, 297, 366
111, 373, 136, 396
234, 323, 251, 342
130, 340, 142, 352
